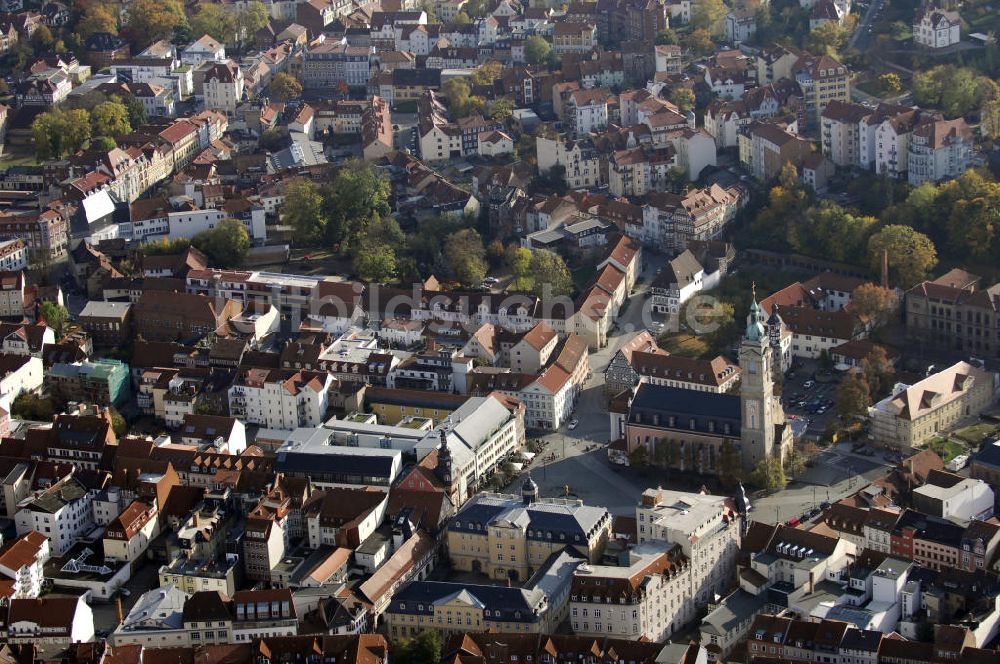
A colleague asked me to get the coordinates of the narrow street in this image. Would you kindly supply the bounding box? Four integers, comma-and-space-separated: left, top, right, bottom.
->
848, 0, 887, 51
529, 255, 663, 513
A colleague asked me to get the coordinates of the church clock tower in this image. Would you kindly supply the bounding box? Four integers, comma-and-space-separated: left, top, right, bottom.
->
740, 287, 780, 473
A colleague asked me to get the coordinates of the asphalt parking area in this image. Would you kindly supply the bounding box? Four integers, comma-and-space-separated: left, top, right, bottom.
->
799, 450, 884, 486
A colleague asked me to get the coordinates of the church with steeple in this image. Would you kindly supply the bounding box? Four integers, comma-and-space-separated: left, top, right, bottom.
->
739, 286, 793, 471
615, 287, 793, 477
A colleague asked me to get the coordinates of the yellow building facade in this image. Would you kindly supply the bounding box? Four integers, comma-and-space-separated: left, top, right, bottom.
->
447, 485, 612, 583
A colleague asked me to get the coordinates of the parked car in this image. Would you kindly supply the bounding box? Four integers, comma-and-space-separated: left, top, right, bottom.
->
786, 517, 801, 527
820, 501, 832, 510
568, 419, 579, 430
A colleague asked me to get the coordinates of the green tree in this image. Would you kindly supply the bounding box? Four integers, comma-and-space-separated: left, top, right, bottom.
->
443, 77, 485, 118
656, 29, 678, 45
887, 180, 938, 234
860, 346, 896, 398
269, 72, 303, 101
879, 72, 901, 94
489, 96, 515, 123
91, 99, 132, 139
983, 97, 1000, 137
190, 4, 235, 44
418, 0, 439, 23
913, 65, 999, 118
798, 202, 877, 263
450, 11, 471, 24
354, 243, 397, 282
850, 283, 894, 327
408, 215, 460, 276
444, 228, 488, 286
524, 35, 551, 66
532, 163, 567, 195
486, 239, 505, 268
465, 0, 489, 17
11, 394, 55, 421
807, 20, 849, 55
889, 20, 910, 40
117, 92, 148, 128
703, 301, 738, 356
629, 446, 649, 468
30, 25, 54, 50
507, 246, 534, 291
235, 0, 269, 47
125, 0, 187, 48
191, 218, 250, 268
173, 22, 193, 45
785, 448, 805, 478
32, 108, 92, 159
652, 439, 669, 468
691, 0, 726, 34
665, 438, 680, 470
366, 214, 405, 247
750, 176, 812, 250
141, 237, 192, 255
92, 136, 117, 150
38, 301, 69, 336
946, 196, 998, 260
528, 250, 572, 297
282, 179, 325, 246
410, 627, 440, 661
750, 457, 786, 491
669, 86, 696, 115
321, 160, 392, 251
684, 28, 715, 55
260, 127, 289, 151
109, 407, 127, 437
664, 167, 688, 194
78, 3, 118, 38
471, 62, 502, 86
836, 370, 871, 421
752, 5, 774, 42
719, 439, 742, 486
867, 225, 937, 288
819, 348, 834, 370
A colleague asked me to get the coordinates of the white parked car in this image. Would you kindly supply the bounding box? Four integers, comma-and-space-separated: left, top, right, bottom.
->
568, 419, 579, 430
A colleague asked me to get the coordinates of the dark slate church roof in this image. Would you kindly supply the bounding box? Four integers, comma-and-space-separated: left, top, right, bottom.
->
628, 383, 741, 435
